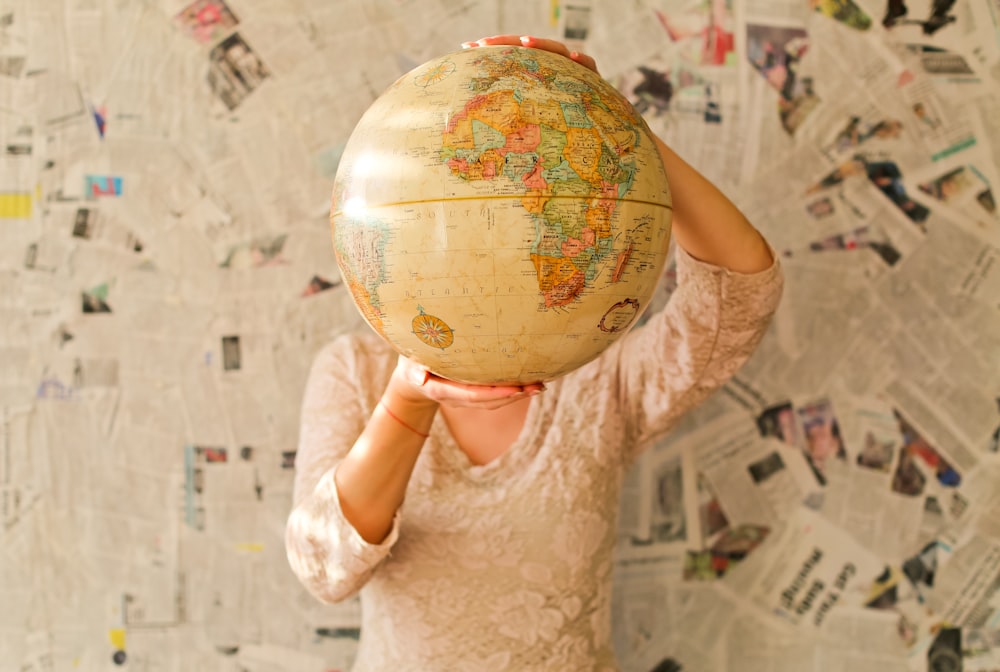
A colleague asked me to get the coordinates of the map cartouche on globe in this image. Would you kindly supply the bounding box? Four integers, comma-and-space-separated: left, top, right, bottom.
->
331, 46, 673, 385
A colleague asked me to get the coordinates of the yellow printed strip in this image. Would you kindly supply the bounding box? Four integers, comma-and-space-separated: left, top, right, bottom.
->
234, 542, 264, 552
109, 628, 126, 649
550, 0, 561, 26
0, 193, 32, 219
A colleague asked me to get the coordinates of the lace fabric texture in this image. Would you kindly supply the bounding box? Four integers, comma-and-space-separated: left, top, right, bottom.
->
286, 248, 784, 671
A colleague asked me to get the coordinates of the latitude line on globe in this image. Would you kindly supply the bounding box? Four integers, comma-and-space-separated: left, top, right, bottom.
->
332, 194, 674, 217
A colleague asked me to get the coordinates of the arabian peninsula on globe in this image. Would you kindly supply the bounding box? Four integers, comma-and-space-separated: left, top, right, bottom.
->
331, 45, 673, 385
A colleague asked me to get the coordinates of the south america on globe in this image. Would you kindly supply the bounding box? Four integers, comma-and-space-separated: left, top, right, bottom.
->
331, 45, 672, 385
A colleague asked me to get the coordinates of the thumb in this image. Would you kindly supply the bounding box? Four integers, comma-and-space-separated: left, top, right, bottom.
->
406, 364, 430, 387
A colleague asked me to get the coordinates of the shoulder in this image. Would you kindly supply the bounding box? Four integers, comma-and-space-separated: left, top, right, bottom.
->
667, 245, 783, 341
311, 330, 398, 394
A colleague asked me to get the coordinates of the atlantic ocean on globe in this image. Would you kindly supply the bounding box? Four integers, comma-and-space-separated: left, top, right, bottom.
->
331, 46, 672, 385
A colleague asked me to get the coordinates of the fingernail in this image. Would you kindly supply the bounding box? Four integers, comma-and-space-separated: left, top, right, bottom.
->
520, 35, 531, 43
408, 369, 429, 386
528, 389, 542, 397
570, 51, 579, 58
461, 41, 473, 48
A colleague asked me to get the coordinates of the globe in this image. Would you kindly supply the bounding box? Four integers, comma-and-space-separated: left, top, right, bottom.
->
331, 45, 672, 385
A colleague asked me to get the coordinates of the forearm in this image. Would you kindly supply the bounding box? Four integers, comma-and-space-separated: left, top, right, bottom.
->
334, 379, 437, 544
655, 137, 773, 273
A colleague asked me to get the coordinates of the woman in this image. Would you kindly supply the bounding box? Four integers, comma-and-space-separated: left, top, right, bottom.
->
286, 35, 782, 671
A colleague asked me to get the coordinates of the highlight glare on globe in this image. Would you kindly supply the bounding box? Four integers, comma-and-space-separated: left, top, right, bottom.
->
331, 46, 672, 385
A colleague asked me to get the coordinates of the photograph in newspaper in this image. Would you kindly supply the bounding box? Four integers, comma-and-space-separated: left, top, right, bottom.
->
856, 430, 896, 472
175, 0, 239, 44
301, 275, 340, 297
618, 449, 698, 564
696, 473, 729, 542
810, 0, 874, 30
890, 409, 961, 496
797, 398, 847, 482
684, 524, 770, 580
656, 0, 737, 67
561, 1, 591, 41
746, 23, 820, 133
907, 156, 1000, 244
757, 401, 803, 448
222, 336, 241, 372
72, 208, 96, 239
207, 33, 270, 111
617, 56, 728, 125
220, 234, 288, 269
918, 165, 993, 212
82, 283, 112, 314
650, 456, 687, 544
822, 115, 905, 159
806, 155, 931, 226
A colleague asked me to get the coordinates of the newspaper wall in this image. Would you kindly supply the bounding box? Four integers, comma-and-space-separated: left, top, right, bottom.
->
0, 0, 997, 670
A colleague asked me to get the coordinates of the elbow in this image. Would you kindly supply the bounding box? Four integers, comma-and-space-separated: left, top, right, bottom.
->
285, 508, 363, 605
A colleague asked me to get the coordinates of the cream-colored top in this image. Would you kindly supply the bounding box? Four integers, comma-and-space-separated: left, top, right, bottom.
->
286, 247, 783, 671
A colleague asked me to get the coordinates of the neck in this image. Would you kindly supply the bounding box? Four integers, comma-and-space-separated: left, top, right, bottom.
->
439, 396, 533, 466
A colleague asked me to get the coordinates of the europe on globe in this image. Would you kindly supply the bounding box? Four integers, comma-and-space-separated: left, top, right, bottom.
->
331, 45, 673, 385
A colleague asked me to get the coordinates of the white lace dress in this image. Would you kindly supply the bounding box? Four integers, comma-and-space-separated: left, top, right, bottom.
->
285, 247, 783, 671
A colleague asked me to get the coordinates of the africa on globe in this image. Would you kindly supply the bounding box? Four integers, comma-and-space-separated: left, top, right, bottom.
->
331, 45, 672, 385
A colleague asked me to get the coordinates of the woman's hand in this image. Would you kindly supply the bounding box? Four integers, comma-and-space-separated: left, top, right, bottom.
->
387, 355, 545, 411
461, 35, 599, 75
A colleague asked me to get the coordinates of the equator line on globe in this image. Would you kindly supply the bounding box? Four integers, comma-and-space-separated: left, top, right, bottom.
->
331, 45, 673, 385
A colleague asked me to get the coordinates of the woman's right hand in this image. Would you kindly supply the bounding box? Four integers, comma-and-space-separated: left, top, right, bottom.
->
387, 355, 545, 411
461, 35, 599, 75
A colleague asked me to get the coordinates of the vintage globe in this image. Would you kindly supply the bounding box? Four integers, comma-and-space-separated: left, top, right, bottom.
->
331, 46, 672, 385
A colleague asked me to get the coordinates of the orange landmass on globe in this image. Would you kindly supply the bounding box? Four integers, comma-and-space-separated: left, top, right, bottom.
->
521, 188, 551, 214
531, 253, 586, 307
563, 127, 603, 182
440, 49, 650, 310
562, 228, 596, 256
586, 99, 641, 153
586, 184, 619, 239
504, 123, 541, 153
522, 163, 547, 189
468, 90, 522, 135
345, 277, 385, 335
519, 98, 569, 132
612, 241, 635, 283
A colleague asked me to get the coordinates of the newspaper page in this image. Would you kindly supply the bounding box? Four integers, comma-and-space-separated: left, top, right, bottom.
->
736, 505, 886, 629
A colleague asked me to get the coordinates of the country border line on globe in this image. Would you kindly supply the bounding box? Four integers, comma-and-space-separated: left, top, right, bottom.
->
332, 193, 674, 217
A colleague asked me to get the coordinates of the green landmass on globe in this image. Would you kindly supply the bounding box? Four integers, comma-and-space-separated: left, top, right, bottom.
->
331, 45, 673, 384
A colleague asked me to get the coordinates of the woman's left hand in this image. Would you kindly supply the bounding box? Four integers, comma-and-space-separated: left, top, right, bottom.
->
461, 35, 599, 75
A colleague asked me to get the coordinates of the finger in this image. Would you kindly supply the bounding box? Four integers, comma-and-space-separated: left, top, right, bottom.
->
462, 35, 520, 48
430, 376, 524, 403
423, 375, 543, 407
455, 387, 544, 411
517, 36, 573, 58
569, 50, 599, 74
478, 35, 525, 47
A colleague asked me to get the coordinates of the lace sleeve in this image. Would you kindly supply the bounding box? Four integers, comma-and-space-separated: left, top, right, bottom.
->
612, 245, 784, 464
284, 336, 401, 604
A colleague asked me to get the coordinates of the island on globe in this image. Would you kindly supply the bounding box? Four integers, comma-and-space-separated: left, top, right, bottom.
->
331, 45, 672, 385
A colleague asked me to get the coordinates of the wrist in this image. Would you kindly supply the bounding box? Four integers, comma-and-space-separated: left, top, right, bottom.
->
380, 379, 438, 440
384, 375, 440, 413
